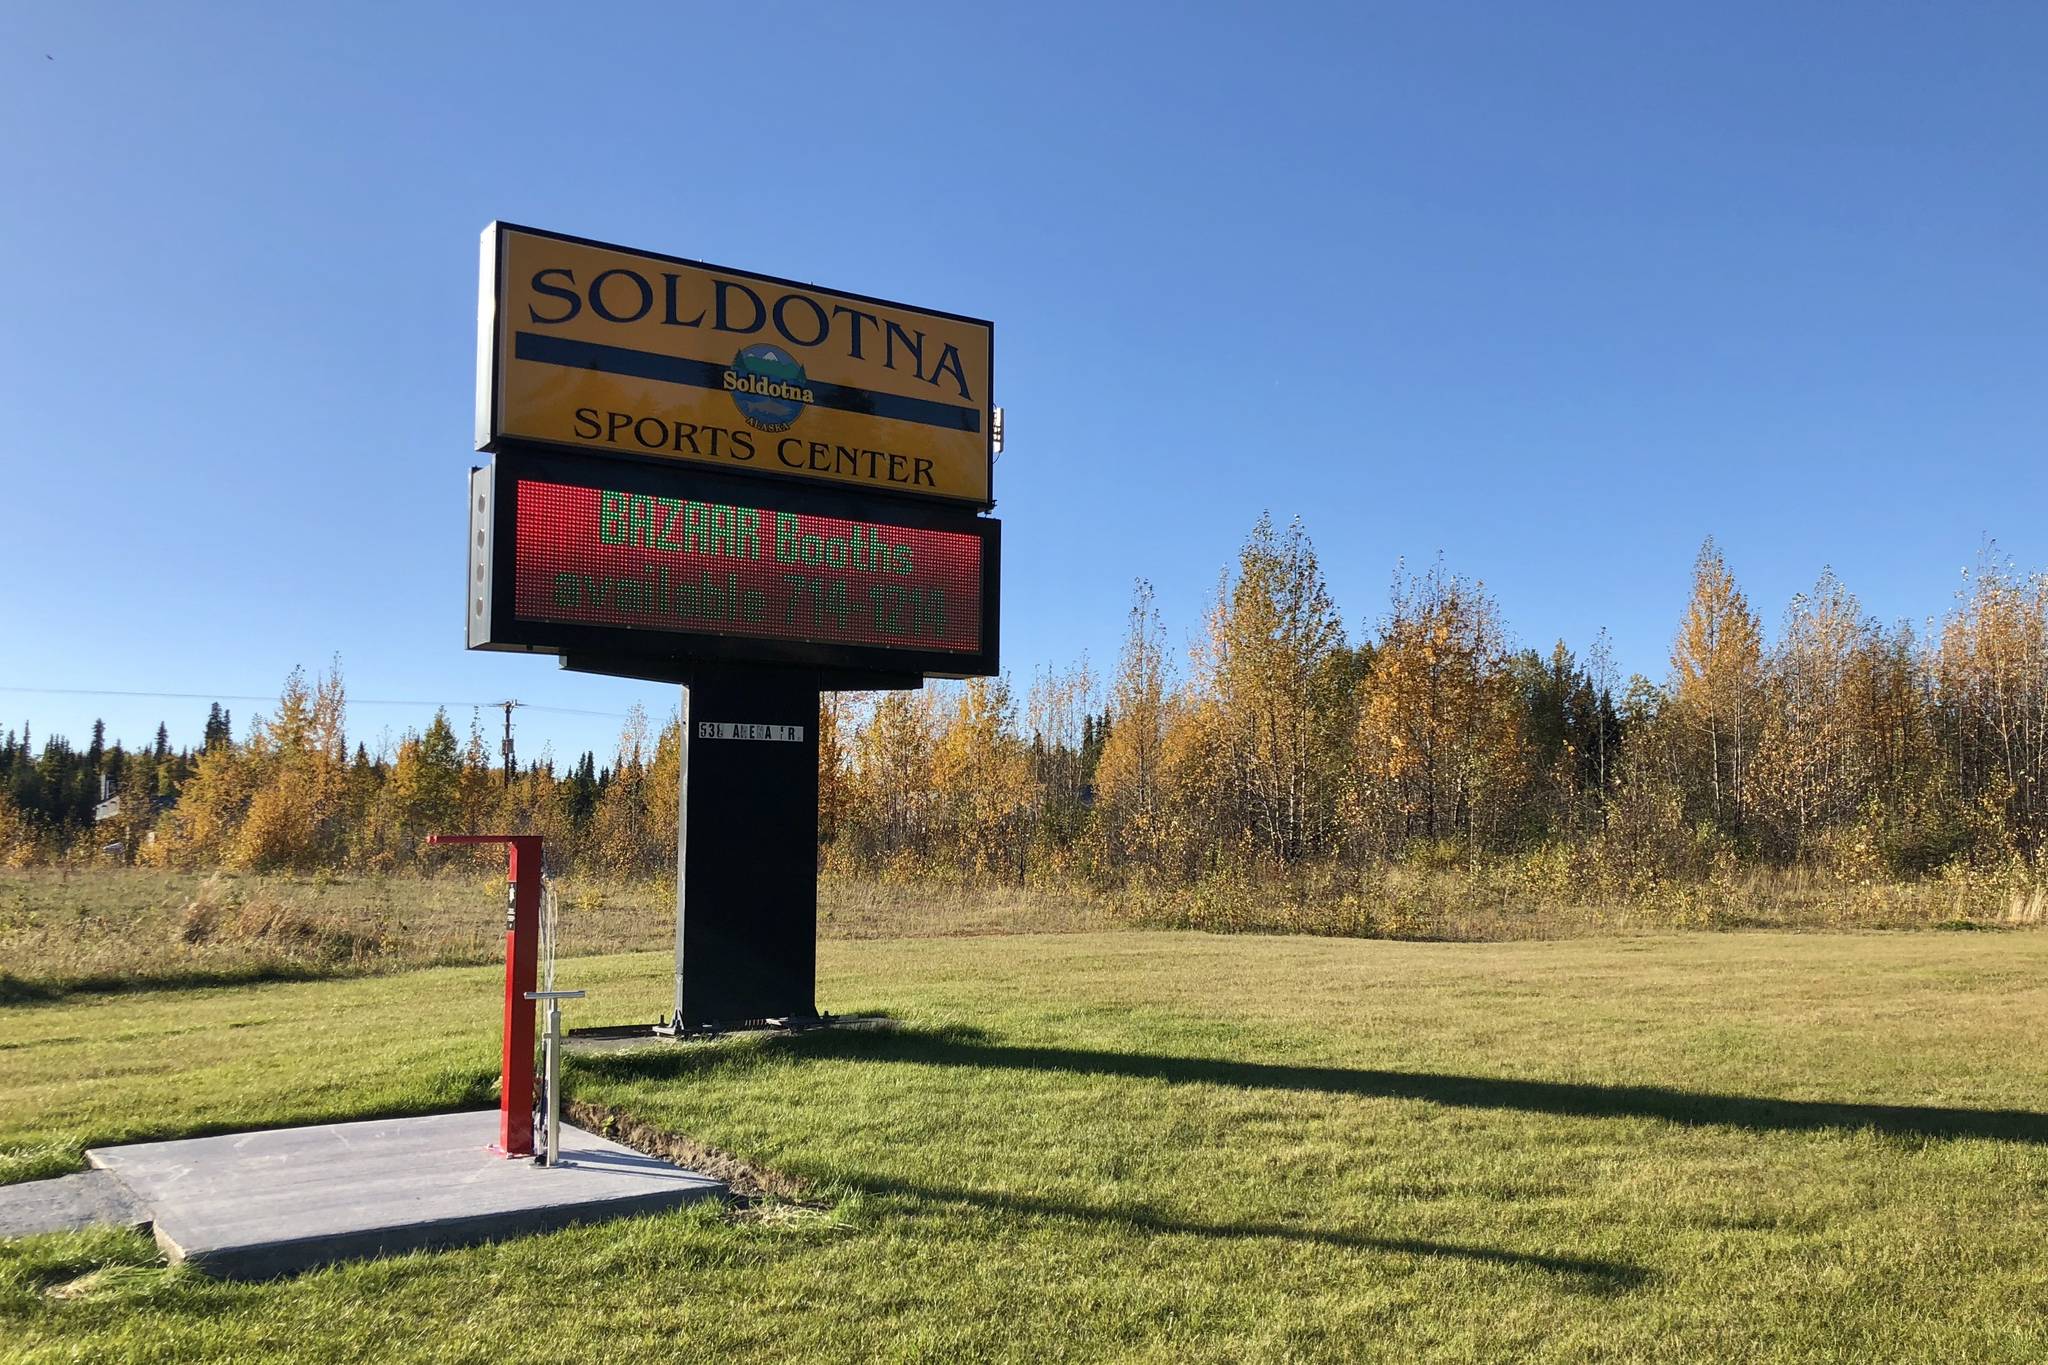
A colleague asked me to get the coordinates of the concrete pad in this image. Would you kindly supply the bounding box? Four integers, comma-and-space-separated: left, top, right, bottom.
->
0, 1169, 148, 1238
86, 1110, 725, 1279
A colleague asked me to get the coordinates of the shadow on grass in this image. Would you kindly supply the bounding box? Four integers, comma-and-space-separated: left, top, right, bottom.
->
577, 1025, 2048, 1146
853, 1172, 1647, 1293
0, 964, 353, 1007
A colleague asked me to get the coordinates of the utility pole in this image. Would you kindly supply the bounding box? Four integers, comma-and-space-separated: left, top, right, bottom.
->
498, 700, 518, 787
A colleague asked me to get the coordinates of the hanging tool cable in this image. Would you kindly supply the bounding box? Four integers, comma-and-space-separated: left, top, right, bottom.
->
526, 854, 583, 1166
538, 854, 560, 993
532, 855, 557, 1150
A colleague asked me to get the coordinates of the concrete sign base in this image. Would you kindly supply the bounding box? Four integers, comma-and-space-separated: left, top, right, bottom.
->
82, 1110, 724, 1279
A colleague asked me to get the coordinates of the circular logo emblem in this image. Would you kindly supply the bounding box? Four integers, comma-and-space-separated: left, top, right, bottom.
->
725, 344, 812, 432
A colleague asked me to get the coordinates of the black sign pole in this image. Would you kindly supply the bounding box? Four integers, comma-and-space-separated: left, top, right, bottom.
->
671, 681, 689, 1027
668, 666, 822, 1029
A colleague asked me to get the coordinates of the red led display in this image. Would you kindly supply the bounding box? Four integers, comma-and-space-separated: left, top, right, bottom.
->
512, 479, 984, 654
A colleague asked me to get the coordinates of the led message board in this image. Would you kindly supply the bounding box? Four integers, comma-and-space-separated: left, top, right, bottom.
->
477, 223, 994, 507
469, 448, 998, 679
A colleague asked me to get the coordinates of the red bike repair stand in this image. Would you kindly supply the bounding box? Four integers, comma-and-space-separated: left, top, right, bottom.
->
425, 834, 542, 1158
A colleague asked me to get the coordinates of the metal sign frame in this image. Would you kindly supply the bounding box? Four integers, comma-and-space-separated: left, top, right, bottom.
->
469, 444, 1001, 680
476, 221, 996, 509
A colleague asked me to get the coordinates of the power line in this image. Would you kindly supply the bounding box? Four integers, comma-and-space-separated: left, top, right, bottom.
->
0, 686, 629, 720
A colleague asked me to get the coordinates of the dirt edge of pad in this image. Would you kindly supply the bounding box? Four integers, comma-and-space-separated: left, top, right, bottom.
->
564, 1100, 813, 1204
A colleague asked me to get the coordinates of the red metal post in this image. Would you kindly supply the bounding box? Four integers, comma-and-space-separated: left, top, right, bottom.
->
425, 833, 543, 1157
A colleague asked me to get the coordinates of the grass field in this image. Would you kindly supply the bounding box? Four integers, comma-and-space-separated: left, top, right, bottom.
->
2, 925, 2046, 1361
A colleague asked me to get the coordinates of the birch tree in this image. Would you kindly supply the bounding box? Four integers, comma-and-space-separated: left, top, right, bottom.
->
1670, 538, 1762, 834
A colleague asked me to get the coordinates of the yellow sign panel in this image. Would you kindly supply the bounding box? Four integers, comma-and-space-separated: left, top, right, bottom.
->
478, 223, 993, 507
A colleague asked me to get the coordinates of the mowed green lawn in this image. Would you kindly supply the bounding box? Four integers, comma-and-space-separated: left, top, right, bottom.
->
2, 929, 2046, 1362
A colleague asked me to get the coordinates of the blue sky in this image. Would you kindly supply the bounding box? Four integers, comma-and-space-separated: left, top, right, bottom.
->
3, 3, 2042, 763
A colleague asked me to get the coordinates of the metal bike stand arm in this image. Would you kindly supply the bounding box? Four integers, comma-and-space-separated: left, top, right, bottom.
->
523, 989, 587, 1166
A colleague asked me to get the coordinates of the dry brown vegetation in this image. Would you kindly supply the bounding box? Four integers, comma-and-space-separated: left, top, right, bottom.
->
3, 861, 2039, 1005
1118, 859, 2048, 940
0, 868, 1114, 1000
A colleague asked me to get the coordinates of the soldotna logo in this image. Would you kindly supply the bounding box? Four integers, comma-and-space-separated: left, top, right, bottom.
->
723, 344, 813, 432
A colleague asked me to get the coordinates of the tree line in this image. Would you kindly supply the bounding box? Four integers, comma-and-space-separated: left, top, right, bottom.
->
829, 522, 2048, 897
5, 519, 2048, 898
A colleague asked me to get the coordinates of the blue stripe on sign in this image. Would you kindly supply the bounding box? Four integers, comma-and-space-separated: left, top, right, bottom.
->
514, 332, 982, 435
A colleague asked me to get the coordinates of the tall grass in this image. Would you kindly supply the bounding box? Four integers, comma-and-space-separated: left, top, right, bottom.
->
1112, 856, 2048, 939
2, 857, 2039, 1005
0, 869, 1115, 1001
